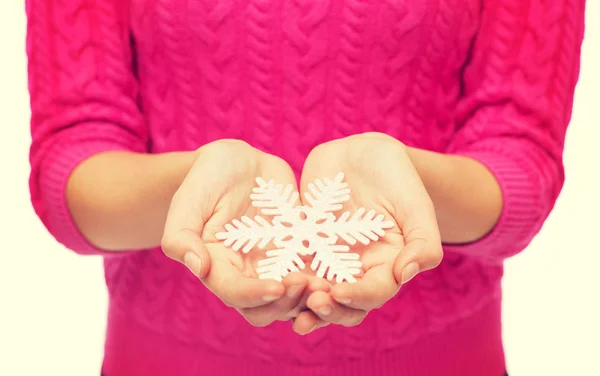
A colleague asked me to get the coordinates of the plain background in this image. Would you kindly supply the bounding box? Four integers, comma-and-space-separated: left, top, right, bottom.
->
0, 2, 599, 376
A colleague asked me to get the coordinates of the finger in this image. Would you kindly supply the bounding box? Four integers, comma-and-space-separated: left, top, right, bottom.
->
306, 291, 367, 327
161, 228, 211, 278
306, 275, 332, 293
393, 200, 443, 285
281, 273, 332, 319
300, 140, 344, 193
292, 311, 318, 335
162, 170, 215, 277
287, 275, 332, 318
393, 227, 443, 286
282, 272, 310, 297
281, 272, 310, 313
330, 263, 398, 311
292, 310, 329, 335
238, 273, 309, 325
204, 259, 285, 309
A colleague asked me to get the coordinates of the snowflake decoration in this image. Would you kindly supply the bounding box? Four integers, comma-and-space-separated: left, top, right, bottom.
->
215, 173, 394, 283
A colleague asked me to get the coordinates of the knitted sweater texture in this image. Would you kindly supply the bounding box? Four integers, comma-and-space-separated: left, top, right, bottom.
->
26, 1, 585, 375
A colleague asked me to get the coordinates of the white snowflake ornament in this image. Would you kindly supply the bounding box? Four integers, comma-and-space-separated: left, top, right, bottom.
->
215, 173, 394, 283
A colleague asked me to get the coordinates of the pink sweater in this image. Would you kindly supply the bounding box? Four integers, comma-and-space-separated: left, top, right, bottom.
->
26, 1, 585, 375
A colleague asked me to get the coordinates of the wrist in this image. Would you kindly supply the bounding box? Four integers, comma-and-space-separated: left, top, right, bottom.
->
404, 147, 502, 244
157, 150, 199, 194
404, 146, 454, 194
67, 150, 198, 250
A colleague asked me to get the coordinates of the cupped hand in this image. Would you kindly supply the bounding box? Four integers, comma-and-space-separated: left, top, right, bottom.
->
292, 132, 443, 334
161, 139, 329, 327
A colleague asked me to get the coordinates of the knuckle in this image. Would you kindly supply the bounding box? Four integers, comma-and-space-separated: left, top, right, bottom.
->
221, 297, 236, 308
360, 131, 390, 141
343, 314, 367, 327
160, 234, 178, 259
244, 314, 271, 327
202, 139, 253, 159
306, 142, 328, 160
426, 245, 444, 269
307, 139, 342, 160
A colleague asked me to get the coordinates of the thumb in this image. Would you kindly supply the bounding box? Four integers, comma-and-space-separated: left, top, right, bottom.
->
392, 203, 443, 285
161, 228, 211, 278
393, 235, 443, 285
161, 160, 215, 279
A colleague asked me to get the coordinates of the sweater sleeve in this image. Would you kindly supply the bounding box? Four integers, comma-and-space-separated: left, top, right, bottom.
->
442, 0, 586, 263
26, 0, 148, 255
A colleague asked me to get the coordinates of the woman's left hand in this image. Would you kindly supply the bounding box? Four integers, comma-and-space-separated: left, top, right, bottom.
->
292, 132, 443, 334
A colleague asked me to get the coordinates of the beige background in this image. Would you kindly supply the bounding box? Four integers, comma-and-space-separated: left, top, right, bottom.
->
1, 2, 599, 376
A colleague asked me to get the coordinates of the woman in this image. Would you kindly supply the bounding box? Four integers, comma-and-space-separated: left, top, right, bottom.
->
26, 0, 585, 375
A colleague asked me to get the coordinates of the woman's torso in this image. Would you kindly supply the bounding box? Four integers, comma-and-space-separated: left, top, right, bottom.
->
105, 0, 503, 364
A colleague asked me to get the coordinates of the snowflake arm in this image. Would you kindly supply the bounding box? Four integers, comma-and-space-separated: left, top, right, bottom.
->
256, 244, 306, 282
320, 207, 395, 246
303, 172, 351, 213
310, 242, 362, 283
217, 173, 395, 284
215, 179, 300, 254
251, 178, 299, 216
215, 215, 285, 253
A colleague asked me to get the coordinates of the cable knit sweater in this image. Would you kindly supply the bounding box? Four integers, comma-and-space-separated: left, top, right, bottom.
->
26, 1, 585, 375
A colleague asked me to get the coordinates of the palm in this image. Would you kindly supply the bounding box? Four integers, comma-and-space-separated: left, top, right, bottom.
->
289, 133, 442, 334
301, 160, 406, 285
202, 185, 266, 279
335, 184, 405, 279
200, 155, 302, 280
331, 137, 438, 286
198, 157, 333, 317
163, 141, 337, 326
203, 174, 336, 288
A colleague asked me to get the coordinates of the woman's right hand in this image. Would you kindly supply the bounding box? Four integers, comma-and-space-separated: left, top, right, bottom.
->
161, 139, 329, 327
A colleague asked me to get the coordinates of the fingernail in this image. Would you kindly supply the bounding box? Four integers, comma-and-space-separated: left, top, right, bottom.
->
401, 262, 420, 284
262, 295, 279, 302
318, 305, 332, 316
183, 252, 202, 277
307, 324, 318, 334
287, 285, 302, 298
334, 298, 351, 305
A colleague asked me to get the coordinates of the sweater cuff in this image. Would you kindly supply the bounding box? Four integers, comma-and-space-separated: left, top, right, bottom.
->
38, 141, 131, 256
441, 150, 546, 263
